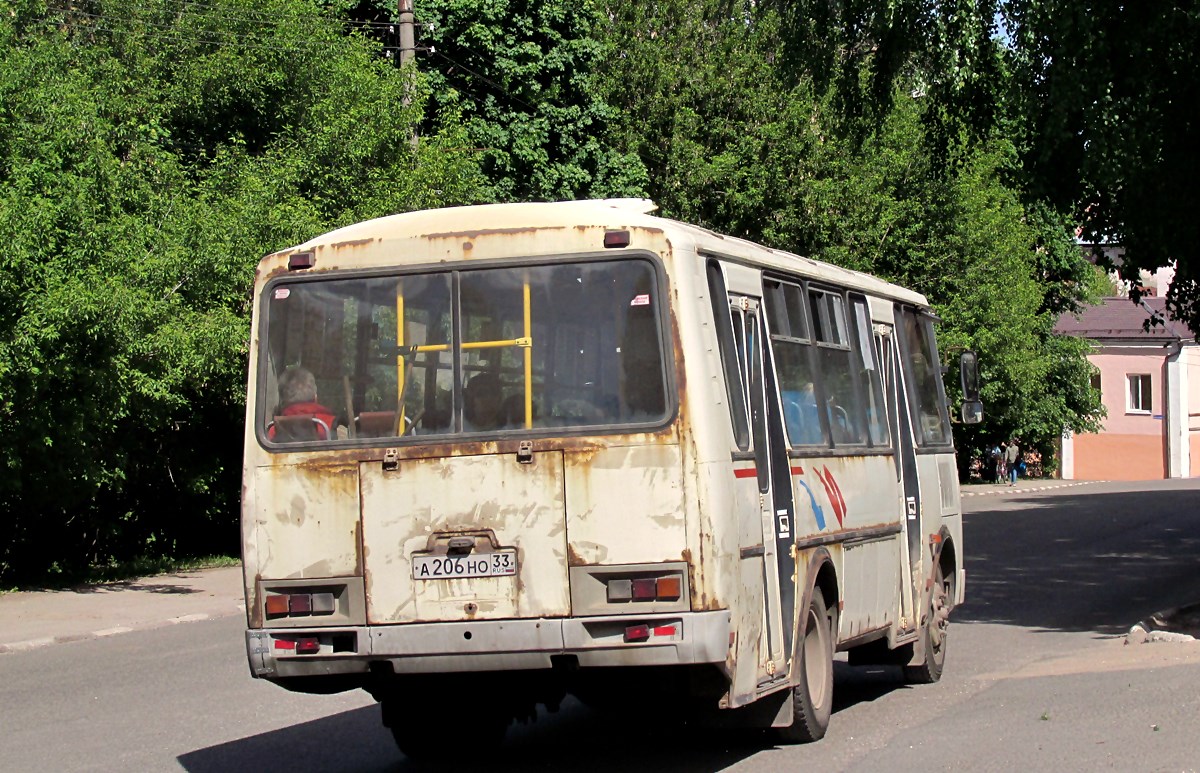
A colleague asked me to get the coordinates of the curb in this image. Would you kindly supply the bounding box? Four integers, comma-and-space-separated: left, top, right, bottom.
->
0, 607, 243, 655
0, 566, 247, 656
961, 481, 1104, 497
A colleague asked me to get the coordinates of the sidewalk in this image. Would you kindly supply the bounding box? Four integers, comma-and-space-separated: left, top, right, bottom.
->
960, 478, 1102, 497
0, 565, 246, 654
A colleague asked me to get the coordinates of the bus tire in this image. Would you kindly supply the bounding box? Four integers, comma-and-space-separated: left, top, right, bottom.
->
904, 562, 949, 684
776, 590, 834, 743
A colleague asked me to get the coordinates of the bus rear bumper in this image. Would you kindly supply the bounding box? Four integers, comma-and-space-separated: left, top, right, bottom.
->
247, 610, 731, 679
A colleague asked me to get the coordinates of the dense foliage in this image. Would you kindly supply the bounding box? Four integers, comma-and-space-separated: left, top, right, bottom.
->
5, 0, 1158, 583
1002, 1, 1200, 331
595, 0, 1105, 471
0, 0, 486, 582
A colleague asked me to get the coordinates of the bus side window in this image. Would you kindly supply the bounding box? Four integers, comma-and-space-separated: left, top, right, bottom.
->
851, 296, 890, 447
619, 272, 667, 421
808, 289, 868, 446
706, 260, 749, 450
763, 278, 827, 447
897, 308, 952, 446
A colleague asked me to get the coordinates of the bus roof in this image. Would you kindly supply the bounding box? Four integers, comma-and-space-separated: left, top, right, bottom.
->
281, 199, 930, 307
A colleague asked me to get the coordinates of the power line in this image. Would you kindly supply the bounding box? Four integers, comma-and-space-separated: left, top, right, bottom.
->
428, 48, 538, 112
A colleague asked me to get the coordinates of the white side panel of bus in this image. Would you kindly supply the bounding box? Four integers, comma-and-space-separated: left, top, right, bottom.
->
564, 445, 686, 566
359, 453, 570, 624
253, 464, 360, 579
795, 455, 903, 639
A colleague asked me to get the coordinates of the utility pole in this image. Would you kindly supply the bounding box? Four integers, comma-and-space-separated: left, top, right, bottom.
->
398, 0, 415, 69
398, 0, 417, 148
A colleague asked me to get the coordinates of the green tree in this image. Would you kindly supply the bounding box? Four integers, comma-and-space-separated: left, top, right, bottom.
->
415, 0, 647, 201
596, 0, 1103, 473
0, 0, 486, 583
1001, 1, 1200, 333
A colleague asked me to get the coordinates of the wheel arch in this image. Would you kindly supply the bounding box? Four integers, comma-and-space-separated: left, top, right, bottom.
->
794, 547, 840, 664
935, 525, 960, 607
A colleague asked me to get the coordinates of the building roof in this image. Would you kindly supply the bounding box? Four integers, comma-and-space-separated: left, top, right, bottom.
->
1054, 296, 1192, 343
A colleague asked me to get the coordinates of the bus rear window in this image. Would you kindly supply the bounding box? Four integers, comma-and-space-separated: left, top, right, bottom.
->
259, 259, 670, 444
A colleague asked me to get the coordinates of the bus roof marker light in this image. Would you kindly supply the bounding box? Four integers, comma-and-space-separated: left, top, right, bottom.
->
603, 230, 631, 248
288, 251, 315, 270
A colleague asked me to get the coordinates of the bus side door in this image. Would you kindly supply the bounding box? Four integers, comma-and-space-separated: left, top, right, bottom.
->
876, 325, 921, 638
740, 297, 794, 687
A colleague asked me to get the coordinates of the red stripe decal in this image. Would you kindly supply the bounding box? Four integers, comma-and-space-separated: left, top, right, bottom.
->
733, 467, 757, 479
817, 466, 848, 528
790, 466, 805, 476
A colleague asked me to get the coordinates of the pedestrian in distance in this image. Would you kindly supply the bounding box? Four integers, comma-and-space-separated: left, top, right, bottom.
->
1005, 438, 1020, 486
989, 443, 1004, 484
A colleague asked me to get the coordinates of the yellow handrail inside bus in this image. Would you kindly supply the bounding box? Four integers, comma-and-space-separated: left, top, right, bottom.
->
394, 278, 536, 432
523, 278, 532, 428
396, 282, 406, 434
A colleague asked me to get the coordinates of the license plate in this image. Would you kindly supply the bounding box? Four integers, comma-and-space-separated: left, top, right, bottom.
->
412, 550, 518, 580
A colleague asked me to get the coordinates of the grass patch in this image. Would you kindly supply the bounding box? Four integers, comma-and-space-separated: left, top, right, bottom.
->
1, 555, 240, 594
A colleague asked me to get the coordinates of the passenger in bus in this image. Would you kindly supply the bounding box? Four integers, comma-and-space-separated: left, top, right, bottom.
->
463, 372, 506, 431
270, 366, 337, 441
782, 381, 823, 445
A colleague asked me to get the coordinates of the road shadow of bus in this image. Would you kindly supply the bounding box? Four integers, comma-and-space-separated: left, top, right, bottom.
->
176, 679, 903, 773
958, 482, 1200, 636
177, 699, 769, 773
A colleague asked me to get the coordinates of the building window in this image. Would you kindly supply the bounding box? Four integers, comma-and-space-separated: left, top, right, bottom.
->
1127, 374, 1152, 414
1089, 372, 1101, 399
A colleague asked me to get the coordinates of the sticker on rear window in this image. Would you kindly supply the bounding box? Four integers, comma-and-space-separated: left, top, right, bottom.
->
274, 288, 291, 300
630, 294, 650, 307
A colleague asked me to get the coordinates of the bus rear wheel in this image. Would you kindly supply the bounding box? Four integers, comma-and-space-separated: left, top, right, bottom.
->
904, 562, 950, 684
776, 590, 834, 743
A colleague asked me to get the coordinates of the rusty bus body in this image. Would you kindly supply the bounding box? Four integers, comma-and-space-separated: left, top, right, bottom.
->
241, 199, 973, 754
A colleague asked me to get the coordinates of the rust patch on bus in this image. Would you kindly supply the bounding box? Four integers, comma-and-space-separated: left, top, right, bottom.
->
566, 543, 589, 567
329, 238, 377, 250
422, 226, 563, 240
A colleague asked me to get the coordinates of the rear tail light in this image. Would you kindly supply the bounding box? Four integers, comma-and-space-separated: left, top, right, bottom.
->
622, 622, 680, 643
606, 572, 685, 604
295, 637, 321, 654
265, 595, 290, 617
606, 579, 633, 602
656, 576, 681, 600
264, 589, 339, 620
631, 578, 657, 601
624, 624, 650, 642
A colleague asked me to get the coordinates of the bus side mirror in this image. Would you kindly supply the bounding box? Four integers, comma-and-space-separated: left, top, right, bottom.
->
959, 351, 980, 401
959, 351, 983, 424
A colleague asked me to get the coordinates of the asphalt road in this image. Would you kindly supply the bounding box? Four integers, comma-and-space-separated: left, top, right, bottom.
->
3, 479, 1200, 772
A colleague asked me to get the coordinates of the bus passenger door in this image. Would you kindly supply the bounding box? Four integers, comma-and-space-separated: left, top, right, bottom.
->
744, 301, 792, 686
877, 327, 921, 636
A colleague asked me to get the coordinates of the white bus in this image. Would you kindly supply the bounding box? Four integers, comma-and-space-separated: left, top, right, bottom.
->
241, 199, 980, 757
